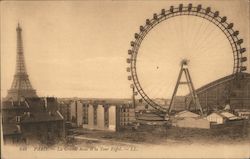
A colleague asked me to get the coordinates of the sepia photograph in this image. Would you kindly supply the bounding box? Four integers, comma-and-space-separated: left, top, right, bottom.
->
1, 0, 250, 158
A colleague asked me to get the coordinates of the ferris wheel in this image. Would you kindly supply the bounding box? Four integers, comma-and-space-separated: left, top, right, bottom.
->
126, 4, 247, 115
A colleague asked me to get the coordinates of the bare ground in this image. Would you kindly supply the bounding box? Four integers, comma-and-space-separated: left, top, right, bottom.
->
69, 125, 250, 146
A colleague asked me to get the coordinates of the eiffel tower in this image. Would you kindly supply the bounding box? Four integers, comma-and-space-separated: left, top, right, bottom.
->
6, 24, 38, 101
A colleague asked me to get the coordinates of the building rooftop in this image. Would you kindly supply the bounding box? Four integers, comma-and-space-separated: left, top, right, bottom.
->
21, 111, 63, 123
3, 97, 63, 124
2, 101, 29, 110
3, 123, 21, 135
175, 110, 200, 118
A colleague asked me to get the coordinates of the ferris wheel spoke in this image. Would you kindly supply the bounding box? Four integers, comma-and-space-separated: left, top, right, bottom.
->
194, 22, 219, 53
187, 15, 199, 52
184, 16, 192, 52
193, 19, 215, 52
189, 14, 206, 50
191, 15, 211, 52
201, 27, 231, 53
199, 25, 228, 56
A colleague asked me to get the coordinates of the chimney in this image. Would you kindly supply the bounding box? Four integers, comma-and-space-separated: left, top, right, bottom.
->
44, 97, 48, 109
24, 99, 30, 108
11, 99, 14, 107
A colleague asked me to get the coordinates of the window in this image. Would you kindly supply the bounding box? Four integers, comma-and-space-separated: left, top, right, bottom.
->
83, 105, 88, 124
104, 109, 109, 128
16, 116, 21, 123
20, 97, 25, 102
48, 124, 52, 132
248, 84, 250, 98
94, 107, 97, 125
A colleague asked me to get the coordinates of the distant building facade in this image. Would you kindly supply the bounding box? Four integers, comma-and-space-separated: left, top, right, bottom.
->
59, 99, 136, 131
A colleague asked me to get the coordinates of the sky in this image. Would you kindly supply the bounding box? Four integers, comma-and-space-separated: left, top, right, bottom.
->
1, 0, 249, 99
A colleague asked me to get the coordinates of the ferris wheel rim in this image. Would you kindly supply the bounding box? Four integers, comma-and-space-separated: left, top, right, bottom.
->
127, 4, 247, 113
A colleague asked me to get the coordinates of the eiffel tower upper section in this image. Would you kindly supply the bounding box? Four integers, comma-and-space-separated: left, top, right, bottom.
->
6, 24, 38, 101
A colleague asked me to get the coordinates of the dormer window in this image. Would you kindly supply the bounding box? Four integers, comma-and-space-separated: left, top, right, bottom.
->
16, 116, 21, 123
17, 125, 21, 132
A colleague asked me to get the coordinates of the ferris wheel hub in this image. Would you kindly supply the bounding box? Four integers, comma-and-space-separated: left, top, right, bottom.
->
181, 59, 189, 67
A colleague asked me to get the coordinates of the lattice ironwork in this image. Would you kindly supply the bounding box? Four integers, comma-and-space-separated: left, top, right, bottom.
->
6, 24, 37, 101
